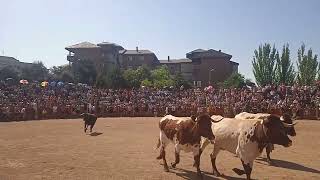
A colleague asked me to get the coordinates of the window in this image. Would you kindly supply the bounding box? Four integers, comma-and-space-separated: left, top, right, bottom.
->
193, 81, 201, 87
138, 56, 144, 61
128, 56, 133, 61
197, 81, 202, 87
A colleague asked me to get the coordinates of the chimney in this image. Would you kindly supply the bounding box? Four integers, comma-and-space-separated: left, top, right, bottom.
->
168, 56, 170, 61
136, 46, 139, 52
219, 50, 221, 52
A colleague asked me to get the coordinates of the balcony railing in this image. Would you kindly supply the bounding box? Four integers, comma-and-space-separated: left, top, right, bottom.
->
67, 54, 76, 62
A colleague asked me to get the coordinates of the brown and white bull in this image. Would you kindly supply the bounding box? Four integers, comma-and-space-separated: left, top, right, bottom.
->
235, 112, 297, 164
200, 114, 293, 180
156, 114, 215, 178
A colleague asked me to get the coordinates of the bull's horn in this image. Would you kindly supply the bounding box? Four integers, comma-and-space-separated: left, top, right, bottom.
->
283, 122, 294, 128
292, 122, 298, 126
191, 115, 197, 122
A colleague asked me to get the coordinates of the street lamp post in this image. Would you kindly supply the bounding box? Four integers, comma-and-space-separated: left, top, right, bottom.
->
209, 68, 215, 85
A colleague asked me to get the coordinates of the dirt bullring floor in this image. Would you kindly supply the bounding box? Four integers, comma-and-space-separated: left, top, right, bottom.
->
0, 117, 319, 180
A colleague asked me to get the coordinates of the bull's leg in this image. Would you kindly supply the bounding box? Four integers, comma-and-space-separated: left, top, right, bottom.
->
171, 145, 180, 168
90, 123, 95, 133
210, 147, 221, 176
84, 122, 87, 133
233, 159, 253, 180
193, 147, 203, 179
161, 146, 169, 172
193, 138, 210, 167
266, 144, 273, 165
242, 160, 253, 180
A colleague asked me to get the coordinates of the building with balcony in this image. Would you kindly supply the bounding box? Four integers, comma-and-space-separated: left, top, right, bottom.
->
160, 49, 238, 87
65, 41, 239, 87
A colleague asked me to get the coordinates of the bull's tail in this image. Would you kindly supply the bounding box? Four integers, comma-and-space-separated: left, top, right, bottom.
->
155, 138, 161, 150
211, 117, 224, 123
155, 138, 164, 160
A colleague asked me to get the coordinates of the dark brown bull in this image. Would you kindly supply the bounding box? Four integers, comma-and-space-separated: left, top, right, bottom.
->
265, 113, 297, 164
80, 113, 97, 133
156, 114, 215, 178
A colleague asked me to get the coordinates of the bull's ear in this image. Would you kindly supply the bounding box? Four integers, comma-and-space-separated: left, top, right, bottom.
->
261, 115, 272, 125
281, 113, 292, 123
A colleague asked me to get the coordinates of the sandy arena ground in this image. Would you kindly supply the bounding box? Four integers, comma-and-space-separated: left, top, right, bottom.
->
0, 117, 319, 180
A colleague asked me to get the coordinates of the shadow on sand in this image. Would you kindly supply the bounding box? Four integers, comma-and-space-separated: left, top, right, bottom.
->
256, 157, 320, 174
89, 132, 103, 136
171, 167, 247, 180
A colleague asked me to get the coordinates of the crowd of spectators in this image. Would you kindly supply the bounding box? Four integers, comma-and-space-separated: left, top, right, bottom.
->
1, 81, 320, 121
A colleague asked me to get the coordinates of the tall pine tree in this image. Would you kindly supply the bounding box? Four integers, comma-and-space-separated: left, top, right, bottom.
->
275, 44, 295, 85
252, 43, 278, 86
297, 44, 318, 85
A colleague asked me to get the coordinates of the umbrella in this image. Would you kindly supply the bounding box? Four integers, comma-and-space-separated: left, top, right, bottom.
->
50, 81, 56, 87
41, 81, 49, 87
57, 82, 64, 86
19, 79, 29, 84
204, 85, 213, 92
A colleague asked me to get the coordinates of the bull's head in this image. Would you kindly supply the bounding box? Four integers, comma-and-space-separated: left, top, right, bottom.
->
280, 113, 297, 136
80, 113, 89, 121
262, 115, 292, 147
194, 114, 215, 143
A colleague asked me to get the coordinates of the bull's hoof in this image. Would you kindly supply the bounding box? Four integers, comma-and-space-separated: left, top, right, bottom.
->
171, 163, 176, 168
232, 168, 246, 175
156, 155, 162, 160
197, 171, 203, 179
164, 167, 169, 172
213, 170, 221, 177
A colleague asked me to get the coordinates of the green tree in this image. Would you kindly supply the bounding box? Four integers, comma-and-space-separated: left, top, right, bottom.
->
252, 43, 278, 86
172, 72, 191, 89
141, 79, 153, 87
96, 67, 127, 88
0, 66, 20, 81
275, 44, 295, 85
151, 66, 174, 88
123, 65, 151, 88
72, 59, 97, 85
50, 65, 74, 82
123, 69, 139, 87
221, 73, 246, 88
21, 61, 49, 81
297, 44, 318, 85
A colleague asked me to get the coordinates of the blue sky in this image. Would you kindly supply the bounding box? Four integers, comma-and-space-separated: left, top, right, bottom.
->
1, 0, 319, 80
